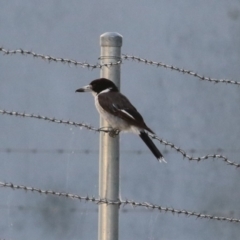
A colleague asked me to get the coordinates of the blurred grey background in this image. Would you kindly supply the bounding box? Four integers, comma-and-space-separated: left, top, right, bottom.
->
0, 1, 240, 239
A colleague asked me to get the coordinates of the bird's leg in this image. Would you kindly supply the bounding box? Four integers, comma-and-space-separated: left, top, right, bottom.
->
109, 128, 120, 138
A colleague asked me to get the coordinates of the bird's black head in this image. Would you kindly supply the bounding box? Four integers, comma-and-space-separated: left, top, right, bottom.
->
90, 78, 119, 93
75, 78, 119, 94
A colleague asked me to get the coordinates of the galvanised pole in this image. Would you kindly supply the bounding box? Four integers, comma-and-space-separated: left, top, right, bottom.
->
98, 32, 122, 240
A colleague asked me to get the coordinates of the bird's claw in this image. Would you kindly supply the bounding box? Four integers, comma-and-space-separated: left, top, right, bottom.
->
109, 129, 120, 138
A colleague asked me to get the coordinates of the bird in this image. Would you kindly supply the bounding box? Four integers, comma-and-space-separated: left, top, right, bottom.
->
75, 78, 166, 163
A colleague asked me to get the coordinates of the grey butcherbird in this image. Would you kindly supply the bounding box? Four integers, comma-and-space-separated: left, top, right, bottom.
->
76, 78, 166, 163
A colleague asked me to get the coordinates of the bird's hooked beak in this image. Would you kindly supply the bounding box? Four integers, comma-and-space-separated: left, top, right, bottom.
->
75, 84, 92, 93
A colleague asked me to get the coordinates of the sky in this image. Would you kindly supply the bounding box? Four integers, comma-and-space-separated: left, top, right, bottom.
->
0, 1, 240, 239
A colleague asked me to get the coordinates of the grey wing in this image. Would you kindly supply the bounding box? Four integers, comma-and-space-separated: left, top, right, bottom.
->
98, 92, 154, 133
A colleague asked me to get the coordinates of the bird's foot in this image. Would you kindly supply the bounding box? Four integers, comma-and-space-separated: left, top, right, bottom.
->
109, 128, 120, 138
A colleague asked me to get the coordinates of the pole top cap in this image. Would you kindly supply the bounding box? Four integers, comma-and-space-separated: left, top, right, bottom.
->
100, 32, 123, 47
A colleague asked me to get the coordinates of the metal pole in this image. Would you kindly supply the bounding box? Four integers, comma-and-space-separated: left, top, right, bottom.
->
98, 32, 122, 240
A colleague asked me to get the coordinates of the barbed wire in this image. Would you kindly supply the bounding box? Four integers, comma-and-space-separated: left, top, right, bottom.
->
1, 47, 239, 86
0, 181, 239, 224
0, 203, 182, 213
0, 147, 235, 155
0, 109, 239, 168
122, 54, 240, 86
0, 109, 103, 132
0, 152, 234, 229
150, 134, 240, 168
0, 47, 121, 69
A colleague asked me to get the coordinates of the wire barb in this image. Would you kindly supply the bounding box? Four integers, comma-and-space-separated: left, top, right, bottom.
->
122, 54, 240, 86
0, 47, 121, 69
0, 181, 239, 224
0, 109, 239, 168
150, 134, 240, 168
0, 147, 231, 155
0, 109, 105, 133
1, 47, 239, 86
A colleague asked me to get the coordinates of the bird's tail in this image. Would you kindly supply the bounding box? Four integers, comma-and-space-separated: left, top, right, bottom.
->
139, 131, 166, 163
